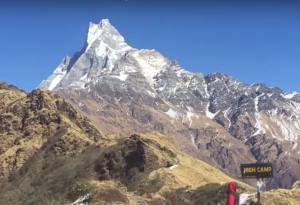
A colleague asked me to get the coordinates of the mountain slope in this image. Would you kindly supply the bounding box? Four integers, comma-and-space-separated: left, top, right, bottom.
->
0, 83, 299, 204
39, 19, 300, 188
0, 83, 242, 204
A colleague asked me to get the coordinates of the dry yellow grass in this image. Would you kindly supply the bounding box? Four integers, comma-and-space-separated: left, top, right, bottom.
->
260, 182, 300, 205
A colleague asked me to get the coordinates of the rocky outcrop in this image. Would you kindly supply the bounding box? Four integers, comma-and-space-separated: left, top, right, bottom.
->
0, 85, 103, 179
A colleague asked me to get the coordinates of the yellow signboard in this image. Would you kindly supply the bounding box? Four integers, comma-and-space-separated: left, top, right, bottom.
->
240, 163, 273, 178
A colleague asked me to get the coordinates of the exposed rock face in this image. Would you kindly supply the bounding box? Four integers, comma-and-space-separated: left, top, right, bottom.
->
39, 19, 300, 188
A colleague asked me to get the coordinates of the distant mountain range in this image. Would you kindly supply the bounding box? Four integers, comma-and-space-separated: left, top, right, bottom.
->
38, 19, 300, 189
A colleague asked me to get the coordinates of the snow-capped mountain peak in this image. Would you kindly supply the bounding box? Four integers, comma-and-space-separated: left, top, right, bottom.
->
39, 19, 300, 188
39, 19, 133, 91
86, 19, 130, 51
39, 19, 179, 92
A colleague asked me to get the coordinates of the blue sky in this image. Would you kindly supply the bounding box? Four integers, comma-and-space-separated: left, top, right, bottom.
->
1, 0, 300, 92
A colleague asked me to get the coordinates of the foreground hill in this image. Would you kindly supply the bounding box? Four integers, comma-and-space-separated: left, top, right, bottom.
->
0, 128, 249, 204
39, 19, 300, 188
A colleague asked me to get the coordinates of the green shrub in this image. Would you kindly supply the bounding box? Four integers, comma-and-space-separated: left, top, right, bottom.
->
67, 181, 91, 200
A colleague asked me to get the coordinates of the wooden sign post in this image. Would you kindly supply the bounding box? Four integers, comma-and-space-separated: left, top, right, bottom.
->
240, 163, 273, 205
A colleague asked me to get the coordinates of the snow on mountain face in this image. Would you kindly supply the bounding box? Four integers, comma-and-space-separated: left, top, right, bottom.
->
39, 19, 300, 188
39, 19, 133, 90
130, 49, 169, 87
39, 19, 177, 93
39, 57, 70, 91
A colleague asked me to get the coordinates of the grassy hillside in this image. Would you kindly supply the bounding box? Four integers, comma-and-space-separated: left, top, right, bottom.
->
261, 182, 300, 205
0, 131, 252, 205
